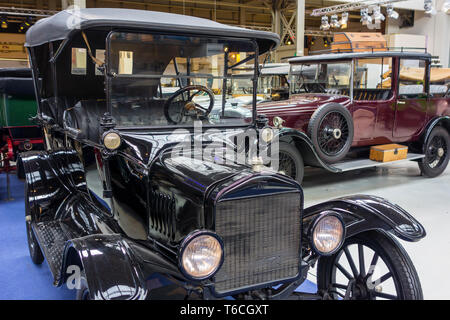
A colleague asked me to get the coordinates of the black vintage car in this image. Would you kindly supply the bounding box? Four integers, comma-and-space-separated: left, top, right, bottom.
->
21, 8, 425, 300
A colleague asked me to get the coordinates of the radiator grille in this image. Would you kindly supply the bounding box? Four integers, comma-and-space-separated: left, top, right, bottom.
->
149, 190, 176, 240
214, 192, 301, 294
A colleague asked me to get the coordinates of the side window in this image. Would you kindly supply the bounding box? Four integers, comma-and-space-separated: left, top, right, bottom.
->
118, 50, 133, 75
354, 57, 392, 101
71, 47, 87, 75
429, 67, 450, 98
95, 49, 105, 75
398, 59, 426, 98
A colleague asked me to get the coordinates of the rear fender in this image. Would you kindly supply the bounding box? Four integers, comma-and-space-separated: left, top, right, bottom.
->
303, 194, 426, 242
419, 116, 450, 153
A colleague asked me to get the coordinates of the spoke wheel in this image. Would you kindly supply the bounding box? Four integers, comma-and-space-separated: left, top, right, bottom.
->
317, 112, 349, 156
419, 127, 450, 178
277, 142, 304, 184
308, 103, 354, 163
317, 230, 423, 300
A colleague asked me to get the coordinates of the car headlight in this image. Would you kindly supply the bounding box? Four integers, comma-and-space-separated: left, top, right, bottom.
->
102, 131, 122, 151
180, 231, 224, 280
260, 127, 274, 143
310, 212, 345, 255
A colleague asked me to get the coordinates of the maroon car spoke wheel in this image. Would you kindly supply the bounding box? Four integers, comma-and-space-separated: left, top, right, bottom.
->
278, 142, 305, 184
419, 127, 450, 178
308, 103, 354, 163
318, 111, 350, 156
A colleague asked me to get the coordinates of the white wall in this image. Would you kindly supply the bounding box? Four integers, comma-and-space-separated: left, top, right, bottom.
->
385, 0, 450, 67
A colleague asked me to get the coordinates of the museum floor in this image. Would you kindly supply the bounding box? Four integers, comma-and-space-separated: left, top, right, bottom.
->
1, 161, 448, 299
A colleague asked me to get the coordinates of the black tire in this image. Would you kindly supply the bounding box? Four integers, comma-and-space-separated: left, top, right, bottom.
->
278, 141, 304, 184
76, 273, 91, 300
25, 183, 44, 265
308, 103, 354, 163
317, 230, 423, 300
419, 126, 450, 178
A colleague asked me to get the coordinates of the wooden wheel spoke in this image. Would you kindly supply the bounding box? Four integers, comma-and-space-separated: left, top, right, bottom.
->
331, 283, 348, 290
344, 247, 359, 278
358, 244, 366, 277
367, 252, 379, 277
373, 272, 392, 285
335, 262, 353, 280
372, 291, 397, 300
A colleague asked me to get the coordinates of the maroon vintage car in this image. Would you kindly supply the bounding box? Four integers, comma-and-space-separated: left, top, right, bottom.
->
257, 51, 450, 183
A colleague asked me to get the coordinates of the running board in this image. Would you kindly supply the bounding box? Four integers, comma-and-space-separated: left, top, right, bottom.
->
330, 153, 425, 172
32, 221, 69, 285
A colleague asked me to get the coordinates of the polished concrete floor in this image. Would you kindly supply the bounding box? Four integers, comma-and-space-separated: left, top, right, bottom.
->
302, 161, 450, 300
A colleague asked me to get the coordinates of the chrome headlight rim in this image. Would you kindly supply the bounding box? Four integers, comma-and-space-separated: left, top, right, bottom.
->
309, 211, 346, 256
102, 130, 122, 151
178, 230, 224, 281
260, 126, 274, 143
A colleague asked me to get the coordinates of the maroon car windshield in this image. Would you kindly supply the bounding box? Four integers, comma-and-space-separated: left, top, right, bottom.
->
290, 62, 351, 94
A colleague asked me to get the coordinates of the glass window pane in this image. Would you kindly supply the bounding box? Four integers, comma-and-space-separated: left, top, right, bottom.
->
353, 58, 392, 101
399, 59, 426, 97
290, 62, 351, 95
71, 47, 86, 75
95, 49, 105, 75
107, 32, 256, 127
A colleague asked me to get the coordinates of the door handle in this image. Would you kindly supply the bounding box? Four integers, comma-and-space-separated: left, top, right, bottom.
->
397, 101, 406, 105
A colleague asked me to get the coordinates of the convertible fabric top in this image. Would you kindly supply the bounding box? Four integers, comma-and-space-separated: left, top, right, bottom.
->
25, 8, 279, 53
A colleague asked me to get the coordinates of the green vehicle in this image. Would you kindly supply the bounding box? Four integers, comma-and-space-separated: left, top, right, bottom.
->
0, 68, 43, 176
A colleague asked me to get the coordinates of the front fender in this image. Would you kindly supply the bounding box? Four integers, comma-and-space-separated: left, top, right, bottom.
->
61, 234, 149, 300
274, 128, 338, 171
303, 194, 426, 242
20, 148, 87, 221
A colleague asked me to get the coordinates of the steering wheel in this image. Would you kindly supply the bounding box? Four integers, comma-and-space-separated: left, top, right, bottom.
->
164, 85, 215, 124
303, 82, 326, 93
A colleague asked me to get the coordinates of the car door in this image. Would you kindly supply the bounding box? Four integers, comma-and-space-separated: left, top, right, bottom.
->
393, 58, 428, 139
351, 57, 395, 145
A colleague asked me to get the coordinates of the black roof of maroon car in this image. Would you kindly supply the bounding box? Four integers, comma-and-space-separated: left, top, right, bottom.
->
289, 51, 432, 63
25, 8, 279, 53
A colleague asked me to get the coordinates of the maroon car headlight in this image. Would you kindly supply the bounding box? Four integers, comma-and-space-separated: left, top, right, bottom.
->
310, 212, 345, 255
179, 231, 224, 280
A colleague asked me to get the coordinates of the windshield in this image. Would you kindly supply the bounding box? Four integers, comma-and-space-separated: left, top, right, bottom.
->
107, 32, 256, 127
290, 61, 351, 95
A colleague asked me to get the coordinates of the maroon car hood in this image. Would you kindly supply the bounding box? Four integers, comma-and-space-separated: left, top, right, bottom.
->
256, 93, 351, 117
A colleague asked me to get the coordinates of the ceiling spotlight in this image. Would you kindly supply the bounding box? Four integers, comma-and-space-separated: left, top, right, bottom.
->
372, 6, 385, 23
0, 16, 8, 29
340, 12, 349, 29
18, 17, 33, 32
360, 8, 372, 25
424, 0, 437, 15
320, 15, 330, 30
330, 14, 340, 28
443, 0, 450, 14
386, 5, 399, 19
